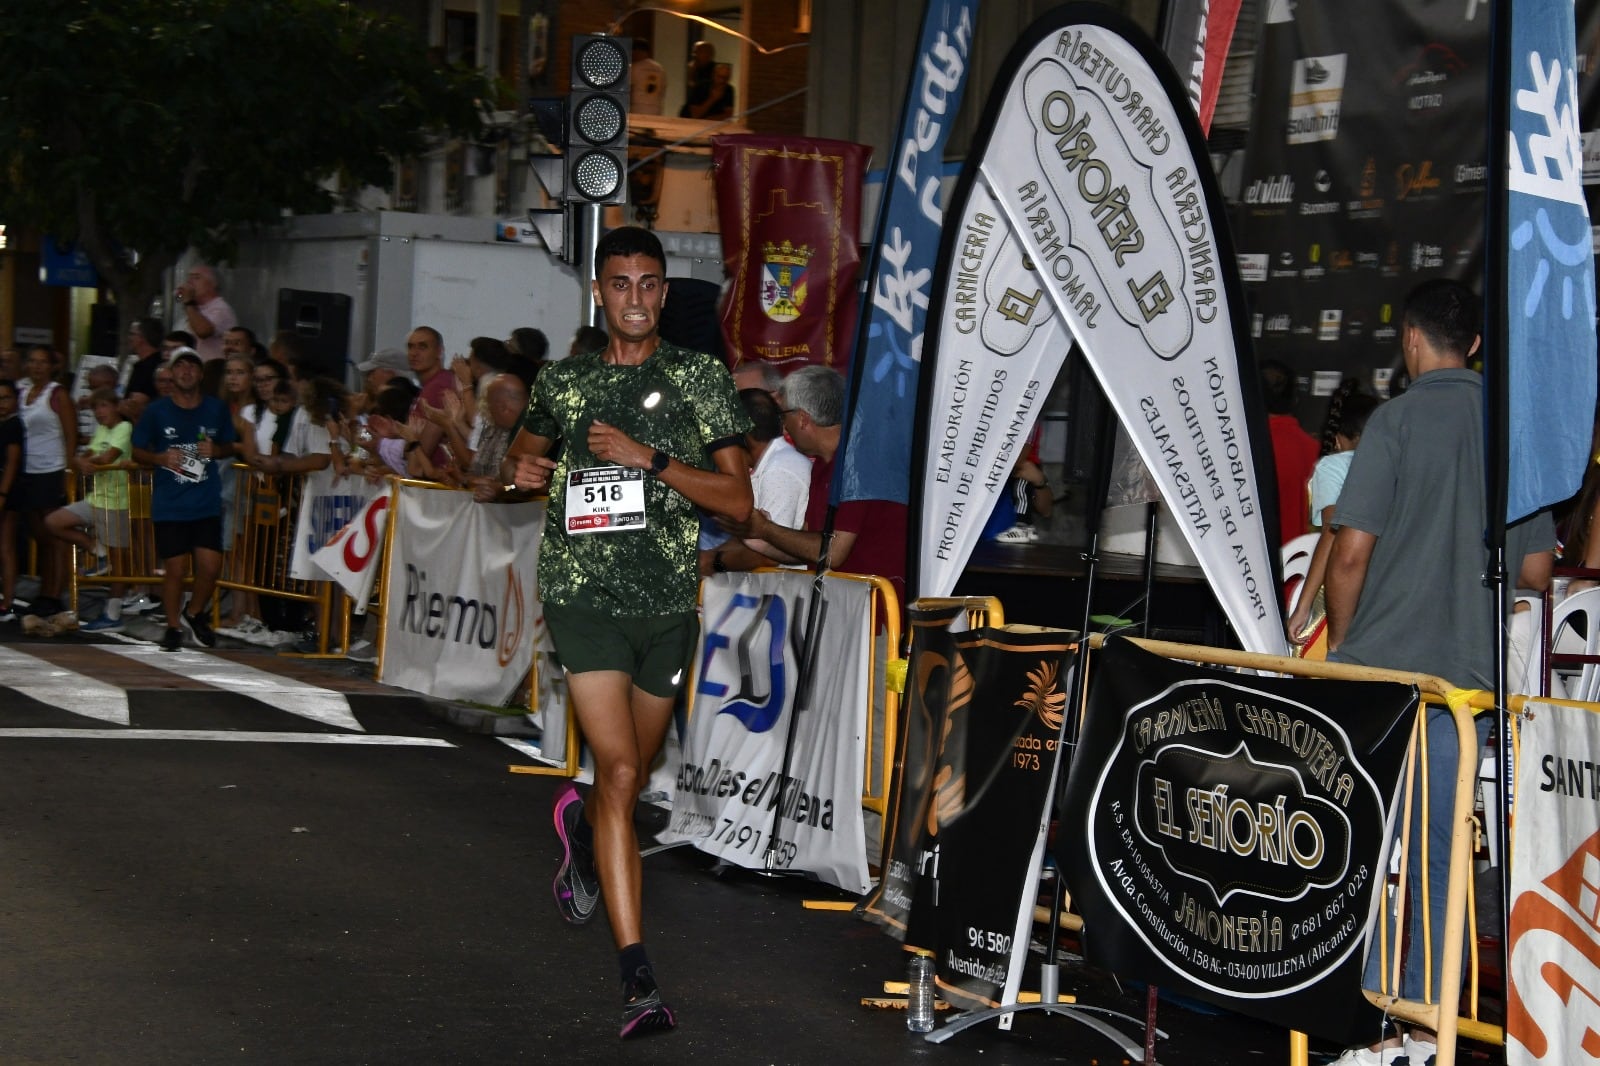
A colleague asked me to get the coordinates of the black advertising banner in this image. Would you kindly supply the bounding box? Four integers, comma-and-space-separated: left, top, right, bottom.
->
1235, 0, 1489, 392
932, 627, 1075, 1011
1061, 638, 1418, 1045
860, 602, 968, 941
1232, 0, 1600, 401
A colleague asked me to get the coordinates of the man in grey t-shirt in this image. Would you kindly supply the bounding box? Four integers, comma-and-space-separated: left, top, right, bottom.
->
1324, 278, 1553, 1064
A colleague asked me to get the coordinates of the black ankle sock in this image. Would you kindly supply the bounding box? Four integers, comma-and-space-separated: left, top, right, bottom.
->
619, 942, 651, 985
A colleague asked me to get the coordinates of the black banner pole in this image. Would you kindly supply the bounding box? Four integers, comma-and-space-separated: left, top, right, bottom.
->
1484, 0, 1515, 1020
762, 516, 834, 872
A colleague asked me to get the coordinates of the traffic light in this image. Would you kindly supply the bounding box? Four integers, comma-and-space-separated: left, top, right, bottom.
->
566, 35, 630, 204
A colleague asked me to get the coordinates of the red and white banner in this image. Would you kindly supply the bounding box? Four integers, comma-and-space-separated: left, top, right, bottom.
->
289, 467, 388, 584
305, 482, 393, 609
1508, 700, 1600, 1066
1159, 0, 1245, 135
379, 484, 544, 707
660, 569, 873, 893
915, 5, 1287, 655
714, 134, 871, 372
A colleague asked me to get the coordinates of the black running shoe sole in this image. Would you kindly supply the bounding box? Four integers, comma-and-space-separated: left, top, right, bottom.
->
620, 1001, 676, 1039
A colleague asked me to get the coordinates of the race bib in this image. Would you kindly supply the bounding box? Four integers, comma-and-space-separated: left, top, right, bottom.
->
175, 447, 208, 484
566, 466, 646, 534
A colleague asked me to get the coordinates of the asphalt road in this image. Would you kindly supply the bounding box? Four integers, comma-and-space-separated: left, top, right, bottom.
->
0, 627, 1308, 1065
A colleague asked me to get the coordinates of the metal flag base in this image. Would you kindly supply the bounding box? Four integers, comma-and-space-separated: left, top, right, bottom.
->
923, 961, 1165, 1060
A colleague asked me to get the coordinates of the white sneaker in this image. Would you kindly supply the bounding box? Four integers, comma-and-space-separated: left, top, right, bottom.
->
995, 524, 1040, 544
122, 593, 159, 615
1330, 1043, 1405, 1065
1402, 1034, 1437, 1066
219, 615, 271, 644
346, 639, 376, 664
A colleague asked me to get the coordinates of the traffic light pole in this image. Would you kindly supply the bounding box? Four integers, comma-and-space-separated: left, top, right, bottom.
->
578, 202, 603, 327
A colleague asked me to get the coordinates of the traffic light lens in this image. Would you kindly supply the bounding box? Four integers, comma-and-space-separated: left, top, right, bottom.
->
573, 94, 625, 145
572, 150, 623, 201
575, 38, 627, 90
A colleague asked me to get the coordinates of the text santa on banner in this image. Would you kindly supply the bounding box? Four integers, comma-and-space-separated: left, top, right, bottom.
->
1507, 700, 1600, 1066
660, 569, 873, 894
914, 5, 1286, 654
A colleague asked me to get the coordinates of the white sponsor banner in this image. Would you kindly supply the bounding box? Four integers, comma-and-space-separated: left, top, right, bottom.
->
307, 483, 393, 609
660, 569, 872, 893
379, 483, 543, 707
918, 16, 1287, 655
289, 468, 387, 581
1508, 701, 1600, 1066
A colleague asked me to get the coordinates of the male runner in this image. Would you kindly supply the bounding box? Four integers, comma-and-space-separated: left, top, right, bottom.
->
503, 226, 751, 1037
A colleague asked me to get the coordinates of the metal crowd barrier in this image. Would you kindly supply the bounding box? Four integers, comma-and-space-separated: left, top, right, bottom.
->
66, 463, 334, 649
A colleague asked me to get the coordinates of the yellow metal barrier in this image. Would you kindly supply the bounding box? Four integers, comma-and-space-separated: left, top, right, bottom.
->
67, 463, 333, 646
221, 464, 333, 654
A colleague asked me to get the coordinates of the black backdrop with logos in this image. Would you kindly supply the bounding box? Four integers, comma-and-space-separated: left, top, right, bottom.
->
1230, 0, 1600, 415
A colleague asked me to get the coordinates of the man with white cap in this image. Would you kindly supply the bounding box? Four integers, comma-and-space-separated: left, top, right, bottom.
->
355, 348, 411, 408
130, 348, 240, 652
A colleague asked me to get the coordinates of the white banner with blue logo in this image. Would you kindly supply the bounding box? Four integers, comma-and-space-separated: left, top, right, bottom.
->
663, 569, 872, 893
836, 0, 979, 507
1505, 0, 1596, 523
288, 467, 387, 582
379, 483, 544, 707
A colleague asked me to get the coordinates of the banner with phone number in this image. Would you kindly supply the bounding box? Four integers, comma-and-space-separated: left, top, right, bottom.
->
661, 569, 873, 894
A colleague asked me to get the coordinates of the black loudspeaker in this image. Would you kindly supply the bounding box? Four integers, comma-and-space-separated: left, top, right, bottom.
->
275, 289, 352, 380
89, 301, 120, 359
658, 277, 724, 363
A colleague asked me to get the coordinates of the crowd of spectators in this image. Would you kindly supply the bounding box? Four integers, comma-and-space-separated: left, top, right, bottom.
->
0, 263, 561, 646
0, 256, 923, 656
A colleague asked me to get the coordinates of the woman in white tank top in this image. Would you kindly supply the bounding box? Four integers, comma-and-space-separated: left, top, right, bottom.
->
18, 345, 77, 611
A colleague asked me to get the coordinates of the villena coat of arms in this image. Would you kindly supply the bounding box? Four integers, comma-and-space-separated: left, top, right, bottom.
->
760, 239, 813, 323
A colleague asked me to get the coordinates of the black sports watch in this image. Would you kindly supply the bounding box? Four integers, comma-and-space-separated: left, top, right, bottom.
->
649, 450, 670, 476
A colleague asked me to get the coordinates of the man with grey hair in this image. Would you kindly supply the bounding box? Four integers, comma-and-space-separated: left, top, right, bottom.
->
174, 264, 237, 364
731, 359, 781, 395
724, 364, 906, 598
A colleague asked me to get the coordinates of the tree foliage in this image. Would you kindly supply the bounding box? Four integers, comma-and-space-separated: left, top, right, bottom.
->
0, 0, 490, 328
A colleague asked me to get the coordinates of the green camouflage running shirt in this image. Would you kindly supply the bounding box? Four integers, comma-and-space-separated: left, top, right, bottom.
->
523, 341, 748, 615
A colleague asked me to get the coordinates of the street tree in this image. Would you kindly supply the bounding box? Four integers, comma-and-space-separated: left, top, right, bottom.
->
0, 0, 490, 341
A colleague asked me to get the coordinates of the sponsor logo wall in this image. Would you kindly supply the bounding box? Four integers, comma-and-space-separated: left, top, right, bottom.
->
1232, 0, 1600, 397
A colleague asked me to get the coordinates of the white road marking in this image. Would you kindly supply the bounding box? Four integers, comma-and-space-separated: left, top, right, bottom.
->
96, 643, 365, 732
0, 646, 131, 724
0, 729, 451, 746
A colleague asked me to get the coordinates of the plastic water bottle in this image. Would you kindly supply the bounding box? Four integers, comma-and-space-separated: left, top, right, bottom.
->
906, 952, 936, 1033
